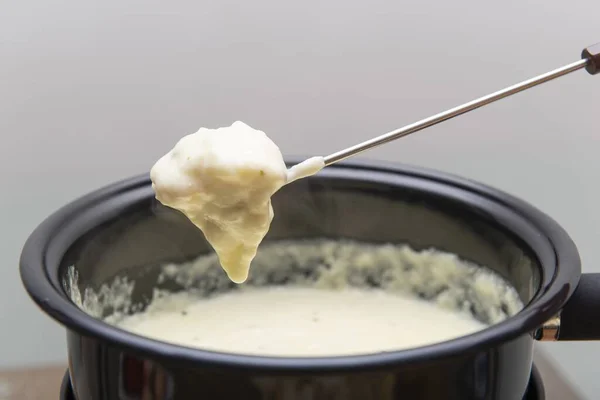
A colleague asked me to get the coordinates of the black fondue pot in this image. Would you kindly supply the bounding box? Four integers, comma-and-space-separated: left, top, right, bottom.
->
20, 160, 598, 400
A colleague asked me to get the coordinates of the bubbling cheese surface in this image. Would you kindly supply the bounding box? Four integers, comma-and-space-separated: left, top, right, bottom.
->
150, 121, 324, 283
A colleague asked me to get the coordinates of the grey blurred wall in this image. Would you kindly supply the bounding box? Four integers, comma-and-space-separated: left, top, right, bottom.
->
1, 1, 597, 398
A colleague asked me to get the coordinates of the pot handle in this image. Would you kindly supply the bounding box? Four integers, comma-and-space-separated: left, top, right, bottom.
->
557, 273, 600, 340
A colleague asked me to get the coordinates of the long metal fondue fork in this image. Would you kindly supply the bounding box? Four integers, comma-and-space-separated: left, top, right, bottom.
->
322, 43, 600, 166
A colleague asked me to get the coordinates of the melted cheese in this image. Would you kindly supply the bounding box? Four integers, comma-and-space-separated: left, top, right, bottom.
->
150, 121, 324, 283
115, 287, 487, 357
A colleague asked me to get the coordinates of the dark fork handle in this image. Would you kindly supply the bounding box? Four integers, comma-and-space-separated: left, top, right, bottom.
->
582, 43, 600, 75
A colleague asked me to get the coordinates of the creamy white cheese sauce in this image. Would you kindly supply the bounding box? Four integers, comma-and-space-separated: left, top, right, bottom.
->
67, 240, 523, 357
115, 287, 487, 357
150, 121, 324, 283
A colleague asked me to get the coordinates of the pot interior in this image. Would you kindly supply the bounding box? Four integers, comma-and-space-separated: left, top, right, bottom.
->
59, 170, 541, 341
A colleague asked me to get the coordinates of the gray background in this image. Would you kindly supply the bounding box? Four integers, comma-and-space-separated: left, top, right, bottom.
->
1, 1, 597, 398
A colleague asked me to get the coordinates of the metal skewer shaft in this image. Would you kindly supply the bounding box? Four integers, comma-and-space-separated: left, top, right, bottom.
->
323, 43, 600, 166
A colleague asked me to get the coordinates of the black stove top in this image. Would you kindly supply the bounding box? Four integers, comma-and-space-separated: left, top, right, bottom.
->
59, 365, 546, 400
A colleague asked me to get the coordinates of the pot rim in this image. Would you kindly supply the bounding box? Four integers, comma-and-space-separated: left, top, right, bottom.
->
19, 159, 581, 373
